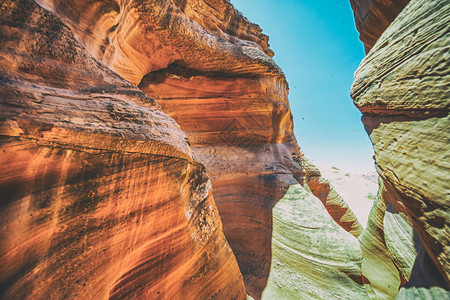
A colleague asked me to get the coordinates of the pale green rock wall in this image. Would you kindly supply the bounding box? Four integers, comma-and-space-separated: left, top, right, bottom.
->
351, 0, 450, 296
359, 187, 401, 299
262, 185, 368, 299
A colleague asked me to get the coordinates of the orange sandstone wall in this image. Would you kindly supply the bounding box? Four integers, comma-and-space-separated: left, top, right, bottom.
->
30, 0, 364, 297
0, 0, 245, 298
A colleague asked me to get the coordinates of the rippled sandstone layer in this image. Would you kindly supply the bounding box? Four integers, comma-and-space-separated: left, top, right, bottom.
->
0, 0, 246, 298
27, 0, 366, 298
351, 0, 450, 297
262, 185, 368, 299
0, 0, 373, 298
139, 66, 366, 296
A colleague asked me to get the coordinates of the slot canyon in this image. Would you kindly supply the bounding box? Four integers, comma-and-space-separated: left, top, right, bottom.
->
0, 0, 448, 299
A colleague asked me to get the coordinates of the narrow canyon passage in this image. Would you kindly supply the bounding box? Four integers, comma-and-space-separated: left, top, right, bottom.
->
27, 0, 364, 297
0, 0, 449, 299
138, 65, 364, 297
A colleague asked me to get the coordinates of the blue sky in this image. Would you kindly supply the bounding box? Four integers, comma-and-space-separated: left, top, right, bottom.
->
231, 0, 375, 172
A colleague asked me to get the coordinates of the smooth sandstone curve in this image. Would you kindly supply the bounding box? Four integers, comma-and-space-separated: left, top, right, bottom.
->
0, 0, 246, 298
29, 0, 366, 297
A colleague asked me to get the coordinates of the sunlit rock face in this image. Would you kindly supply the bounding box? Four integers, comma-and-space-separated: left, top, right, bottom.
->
302, 159, 364, 237
349, 0, 410, 53
0, 0, 372, 298
358, 182, 416, 298
262, 184, 368, 299
0, 0, 246, 298
139, 66, 304, 297
33, 0, 275, 86
27, 0, 366, 298
139, 67, 364, 296
351, 0, 450, 297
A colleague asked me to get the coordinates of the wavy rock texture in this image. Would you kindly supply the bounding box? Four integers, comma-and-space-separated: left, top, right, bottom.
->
26, 4, 294, 295
30, 0, 365, 297
0, 0, 370, 298
384, 206, 416, 283
0, 0, 246, 298
397, 286, 450, 300
351, 0, 450, 296
349, 0, 409, 52
314, 163, 379, 229
33, 0, 276, 86
303, 160, 363, 237
139, 67, 363, 296
358, 181, 418, 298
261, 184, 368, 299
359, 195, 401, 298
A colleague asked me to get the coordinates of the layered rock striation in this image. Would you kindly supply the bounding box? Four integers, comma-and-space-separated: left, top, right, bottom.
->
0, 0, 372, 298
302, 159, 364, 237
262, 184, 368, 299
0, 0, 245, 298
351, 0, 450, 297
27, 0, 365, 297
33, 0, 276, 85
349, 0, 410, 53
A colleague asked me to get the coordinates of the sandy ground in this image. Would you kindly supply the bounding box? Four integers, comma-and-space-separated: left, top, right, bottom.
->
313, 162, 379, 228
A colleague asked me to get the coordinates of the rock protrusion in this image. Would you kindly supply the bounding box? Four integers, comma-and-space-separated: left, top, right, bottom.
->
351, 0, 450, 295
0, 0, 245, 298
349, 0, 410, 52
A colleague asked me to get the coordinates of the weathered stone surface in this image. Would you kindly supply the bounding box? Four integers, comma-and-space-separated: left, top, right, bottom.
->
349, 0, 409, 52
262, 184, 368, 299
1, 0, 370, 298
137, 28, 363, 299
314, 163, 379, 228
358, 187, 402, 299
127, 8, 302, 297
0, 0, 246, 298
303, 160, 364, 237
384, 207, 416, 283
351, 0, 450, 294
137, 51, 332, 299
358, 180, 419, 298
34, 0, 276, 85
397, 286, 450, 300
33, 0, 364, 297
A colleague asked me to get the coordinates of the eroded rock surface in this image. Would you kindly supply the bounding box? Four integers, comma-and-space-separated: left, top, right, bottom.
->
0, 0, 371, 298
33, 0, 276, 85
262, 184, 368, 299
135, 11, 363, 299
0, 0, 245, 298
303, 160, 364, 237
351, 0, 450, 296
139, 66, 307, 297
349, 0, 410, 52
358, 184, 408, 298
31, 0, 365, 297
